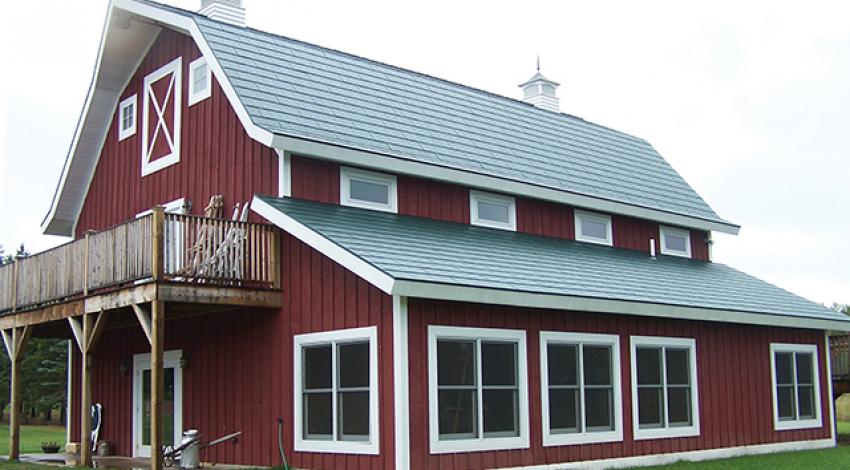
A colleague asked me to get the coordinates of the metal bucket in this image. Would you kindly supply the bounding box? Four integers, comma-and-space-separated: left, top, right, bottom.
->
179, 430, 201, 469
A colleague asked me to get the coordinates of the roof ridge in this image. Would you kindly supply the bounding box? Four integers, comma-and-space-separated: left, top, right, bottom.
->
139, 0, 643, 143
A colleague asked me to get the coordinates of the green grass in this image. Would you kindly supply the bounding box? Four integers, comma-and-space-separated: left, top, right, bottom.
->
632, 443, 850, 469
0, 425, 65, 455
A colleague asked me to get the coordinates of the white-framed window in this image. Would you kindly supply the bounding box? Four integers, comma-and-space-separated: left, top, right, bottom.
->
340, 167, 398, 213
187, 57, 211, 106
428, 325, 530, 454
118, 94, 137, 141
142, 57, 182, 177
540, 331, 623, 446
630, 336, 700, 440
293, 326, 379, 454
770, 343, 822, 431
470, 190, 517, 231
660, 226, 692, 258
575, 210, 613, 246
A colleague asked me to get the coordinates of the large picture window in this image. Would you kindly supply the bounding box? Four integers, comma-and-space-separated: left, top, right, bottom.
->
294, 327, 379, 454
770, 343, 822, 430
428, 326, 529, 453
630, 336, 700, 440
540, 332, 623, 446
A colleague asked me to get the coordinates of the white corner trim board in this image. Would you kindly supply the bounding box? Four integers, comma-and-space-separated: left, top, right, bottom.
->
393, 296, 411, 470
499, 438, 835, 470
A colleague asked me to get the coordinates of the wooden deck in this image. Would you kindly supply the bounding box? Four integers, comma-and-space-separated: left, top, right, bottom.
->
0, 208, 282, 469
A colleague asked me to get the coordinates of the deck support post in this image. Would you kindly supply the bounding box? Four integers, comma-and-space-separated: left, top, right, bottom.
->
69, 309, 109, 468
2, 326, 31, 460
150, 300, 165, 470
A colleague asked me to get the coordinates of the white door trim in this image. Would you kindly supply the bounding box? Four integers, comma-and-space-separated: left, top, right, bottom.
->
132, 349, 183, 458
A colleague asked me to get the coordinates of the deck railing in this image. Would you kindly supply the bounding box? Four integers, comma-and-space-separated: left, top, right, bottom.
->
0, 209, 279, 313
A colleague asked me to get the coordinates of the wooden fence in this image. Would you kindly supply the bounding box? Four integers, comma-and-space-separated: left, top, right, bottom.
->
0, 210, 278, 313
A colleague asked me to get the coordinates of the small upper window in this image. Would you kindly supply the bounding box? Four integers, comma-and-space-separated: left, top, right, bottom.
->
188, 57, 211, 106
770, 343, 822, 431
575, 210, 612, 246
470, 190, 516, 231
660, 226, 691, 258
630, 336, 700, 440
118, 95, 137, 141
340, 167, 397, 213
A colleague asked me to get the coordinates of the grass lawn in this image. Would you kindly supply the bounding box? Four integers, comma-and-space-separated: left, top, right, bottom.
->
0, 425, 65, 455
633, 443, 850, 469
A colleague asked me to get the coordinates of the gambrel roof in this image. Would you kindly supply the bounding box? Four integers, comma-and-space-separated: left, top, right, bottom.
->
44, 0, 739, 236
254, 195, 850, 331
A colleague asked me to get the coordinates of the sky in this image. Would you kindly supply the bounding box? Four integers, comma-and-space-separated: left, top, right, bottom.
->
0, 0, 848, 307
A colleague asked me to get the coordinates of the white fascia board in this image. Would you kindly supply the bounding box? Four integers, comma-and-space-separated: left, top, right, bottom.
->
251, 196, 395, 293
43, 0, 274, 237
270, 134, 741, 235
391, 280, 850, 332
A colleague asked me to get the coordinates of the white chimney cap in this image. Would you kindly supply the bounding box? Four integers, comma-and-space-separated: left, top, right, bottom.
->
199, 0, 246, 27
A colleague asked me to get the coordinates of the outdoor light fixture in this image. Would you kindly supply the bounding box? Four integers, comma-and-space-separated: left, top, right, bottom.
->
119, 358, 130, 375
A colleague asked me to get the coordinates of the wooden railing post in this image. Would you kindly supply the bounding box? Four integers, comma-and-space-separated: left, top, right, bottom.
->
151, 207, 165, 282
10, 259, 17, 312
270, 229, 281, 289
83, 231, 91, 297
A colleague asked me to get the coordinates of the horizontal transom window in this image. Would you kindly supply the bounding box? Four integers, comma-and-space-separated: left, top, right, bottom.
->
470, 190, 516, 231
340, 167, 398, 213
660, 226, 691, 257
771, 343, 822, 431
575, 210, 612, 246
540, 331, 623, 446
428, 326, 529, 453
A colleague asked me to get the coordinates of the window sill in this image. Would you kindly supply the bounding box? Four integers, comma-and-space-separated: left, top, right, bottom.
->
430, 435, 530, 454
294, 438, 380, 455
774, 418, 823, 431
542, 429, 623, 447
633, 424, 700, 441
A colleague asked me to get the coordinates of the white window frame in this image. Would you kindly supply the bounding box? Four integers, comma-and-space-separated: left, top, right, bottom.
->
340, 166, 398, 213
187, 56, 212, 106
469, 190, 517, 231
770, 343, 822, 431
660, 226, 692, 258
630, 335, 700, 440
118, 94, 137, 141
540, 331, 623, 447
574, 210, 613, 246
293, 326, 380, 455
141, 57, 182, 177
132, 349, 183, 458
427, 325, 530, 454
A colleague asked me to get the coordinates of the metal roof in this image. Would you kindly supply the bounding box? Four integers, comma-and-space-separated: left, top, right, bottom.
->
255, 195, 848, 330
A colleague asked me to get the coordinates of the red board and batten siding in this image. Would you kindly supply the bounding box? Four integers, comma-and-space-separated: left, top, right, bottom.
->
406, 299, 831, 470
289, 155, 711, 260
70, 234, 395, 469
75, 29, 278, 237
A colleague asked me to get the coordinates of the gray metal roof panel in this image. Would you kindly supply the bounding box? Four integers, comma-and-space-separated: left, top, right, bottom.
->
258, 195, 845, 324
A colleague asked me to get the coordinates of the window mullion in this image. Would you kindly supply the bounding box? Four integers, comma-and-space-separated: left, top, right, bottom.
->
578, 343, 586, 434
792, 352, 799, 420
476, 339, 484, 440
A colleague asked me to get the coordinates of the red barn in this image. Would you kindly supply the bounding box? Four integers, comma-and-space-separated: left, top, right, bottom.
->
1, 1, 847, 469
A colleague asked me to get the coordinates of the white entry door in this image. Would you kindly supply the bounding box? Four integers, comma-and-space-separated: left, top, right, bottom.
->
133, 350, 183, 457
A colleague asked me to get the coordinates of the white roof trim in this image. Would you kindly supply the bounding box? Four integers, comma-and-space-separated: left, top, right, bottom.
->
43, 0, 273, 237
253, 197, 848, 332
251, 196, 395, 293
270, 134, 741, 235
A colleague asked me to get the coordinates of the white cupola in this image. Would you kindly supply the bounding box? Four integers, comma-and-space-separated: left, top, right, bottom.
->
199, 0, 246, 27
518, 59, 560, 112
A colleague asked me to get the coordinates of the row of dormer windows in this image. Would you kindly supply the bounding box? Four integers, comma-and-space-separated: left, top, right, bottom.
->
338, 166, 694, 258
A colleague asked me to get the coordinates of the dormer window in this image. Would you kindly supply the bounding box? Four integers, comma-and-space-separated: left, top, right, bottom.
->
340, 167, 397, 213
188, 57, 212, 106
575, 210, 612, 246
470, 190, 516, 231
118, 95, 137, 141
660, 226, 691, 258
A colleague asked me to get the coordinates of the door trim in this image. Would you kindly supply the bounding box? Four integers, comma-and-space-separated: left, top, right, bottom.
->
132, 349, 183, 457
